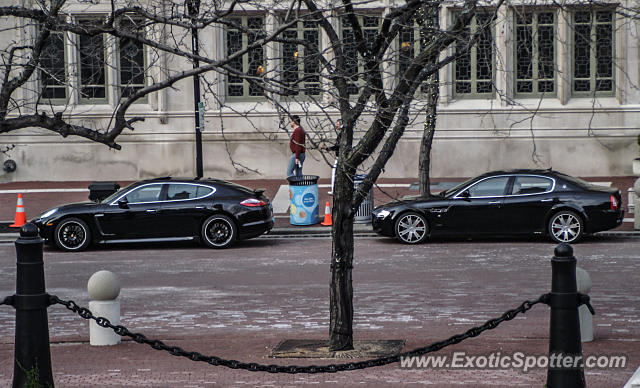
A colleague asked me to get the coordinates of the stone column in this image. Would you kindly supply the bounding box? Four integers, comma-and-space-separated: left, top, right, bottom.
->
634, 178, 640, 230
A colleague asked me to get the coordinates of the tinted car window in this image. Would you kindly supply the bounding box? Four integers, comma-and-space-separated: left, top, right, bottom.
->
510, 176, 553, 195
466, 176, 509, 197
125, 184, 163, 203
166, 184, 214, 200
196, 186, 214, 197
167, 184, 199, 200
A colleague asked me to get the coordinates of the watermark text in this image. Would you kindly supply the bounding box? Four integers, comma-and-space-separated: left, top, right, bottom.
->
399, 352, 627, 372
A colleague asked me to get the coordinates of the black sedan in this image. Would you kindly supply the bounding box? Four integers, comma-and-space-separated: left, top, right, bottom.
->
372, 169, 624, 244
31, 177, 274, 251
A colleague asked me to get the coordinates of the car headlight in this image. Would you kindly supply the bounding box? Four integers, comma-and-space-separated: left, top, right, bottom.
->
39, 208, 58, 219
375, 209, 392, 219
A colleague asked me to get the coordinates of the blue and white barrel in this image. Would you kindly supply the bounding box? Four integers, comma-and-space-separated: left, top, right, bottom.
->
287, 175, 319, 225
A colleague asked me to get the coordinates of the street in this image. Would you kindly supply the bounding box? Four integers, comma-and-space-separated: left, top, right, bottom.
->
0, 235, 639, 387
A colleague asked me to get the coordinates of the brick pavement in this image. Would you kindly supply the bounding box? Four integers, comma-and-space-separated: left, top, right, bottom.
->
0, 237, 639, 387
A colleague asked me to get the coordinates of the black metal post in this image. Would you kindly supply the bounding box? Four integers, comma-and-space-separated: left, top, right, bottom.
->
546, 243, 585, 388
187, 0, 203, 179
13, 223, 54, 387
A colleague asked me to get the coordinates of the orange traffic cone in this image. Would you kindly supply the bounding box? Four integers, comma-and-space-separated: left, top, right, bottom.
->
9, 193, 26, 228
321, 201, 332, 226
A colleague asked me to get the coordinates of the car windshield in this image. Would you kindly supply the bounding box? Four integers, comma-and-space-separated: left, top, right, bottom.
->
441, 176, 479, 197
100, 182, 137, 204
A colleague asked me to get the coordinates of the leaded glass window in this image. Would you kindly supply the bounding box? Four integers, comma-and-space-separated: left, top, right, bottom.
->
226, 16, 266, 98
572, 10, 614, 95
397, 6, 439, 94
118, 18, 146, 99
341, 15, 380, 95
77, 19, 107, 102
514, 10, 555, 96
280, 17, 321, 97
453, 13, 494, 97
40, 31, 67, 101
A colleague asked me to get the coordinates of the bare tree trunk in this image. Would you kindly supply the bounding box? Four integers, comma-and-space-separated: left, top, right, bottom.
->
329, 165, 355, 351
418, 76, 438, 197
418, 6, 441, 197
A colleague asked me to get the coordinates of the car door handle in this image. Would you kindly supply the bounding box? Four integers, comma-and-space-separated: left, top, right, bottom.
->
489, 201, 501, 205
540, 198, 553, 202
146, 209, 157, 213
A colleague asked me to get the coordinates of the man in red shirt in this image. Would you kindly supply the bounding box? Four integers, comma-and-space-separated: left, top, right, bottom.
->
287, 115, 306, 177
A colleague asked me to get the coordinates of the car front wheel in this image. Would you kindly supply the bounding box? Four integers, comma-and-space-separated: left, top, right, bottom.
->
201, 214, 237, 249
54, 217, 91, 251
394, 212, 429, 244
548, 210, 583, 244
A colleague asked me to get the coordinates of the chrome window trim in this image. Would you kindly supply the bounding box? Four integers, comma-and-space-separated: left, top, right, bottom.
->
452, 174, 512, 199
165, 183, 216, 203
507, 175, 556, 197
452, 174, 555, 199
109, 182, 216, 205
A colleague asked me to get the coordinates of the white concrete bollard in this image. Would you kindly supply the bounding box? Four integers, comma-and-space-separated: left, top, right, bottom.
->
88, 270, 121, 346
576, 267, 593, 342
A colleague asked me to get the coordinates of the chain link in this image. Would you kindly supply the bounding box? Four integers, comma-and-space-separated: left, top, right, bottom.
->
48, 293, 550, 374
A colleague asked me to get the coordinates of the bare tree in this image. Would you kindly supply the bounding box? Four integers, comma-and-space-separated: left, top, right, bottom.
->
1, 0, 637, 353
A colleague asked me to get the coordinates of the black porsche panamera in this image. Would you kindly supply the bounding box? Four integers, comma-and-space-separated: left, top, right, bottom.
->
31, 177, 274, 251
371, 169, 624, 244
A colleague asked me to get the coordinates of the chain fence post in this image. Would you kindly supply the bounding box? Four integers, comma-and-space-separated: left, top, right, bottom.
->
546, 243, 585, 388
13, 223, 54, 388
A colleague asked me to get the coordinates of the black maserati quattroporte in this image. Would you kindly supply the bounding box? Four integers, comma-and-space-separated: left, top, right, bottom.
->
372, 170, 624, 244
32, 177, 274, 251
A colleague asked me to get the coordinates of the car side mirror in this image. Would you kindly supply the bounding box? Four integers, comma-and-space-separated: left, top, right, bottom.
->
460, 190, 471, 201
118, 199, 129, 209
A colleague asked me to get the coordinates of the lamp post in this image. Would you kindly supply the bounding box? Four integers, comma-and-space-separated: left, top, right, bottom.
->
187, 0, 203, 178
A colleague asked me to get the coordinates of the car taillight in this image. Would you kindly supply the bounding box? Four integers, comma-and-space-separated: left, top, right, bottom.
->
240, 198, 267, 207
610, 194, 619, 210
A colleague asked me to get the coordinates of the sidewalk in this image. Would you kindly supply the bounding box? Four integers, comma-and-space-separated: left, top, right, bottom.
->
0, 176, 638, 242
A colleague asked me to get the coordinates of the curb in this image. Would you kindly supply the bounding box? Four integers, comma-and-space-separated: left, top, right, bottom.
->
1, 228, 639, 244
267, 223, 374, 236
0, 233, 19, 243
0, 225, 376, 243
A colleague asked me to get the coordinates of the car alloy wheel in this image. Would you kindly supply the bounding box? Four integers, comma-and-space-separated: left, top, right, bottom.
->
395, 212, 428, 244
201, 214, 237, 249
549, 211, 583, 243
54, 218, 91, 251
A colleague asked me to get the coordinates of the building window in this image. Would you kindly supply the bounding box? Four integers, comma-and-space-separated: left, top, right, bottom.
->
397, 6, 439, 94
77, 18, 107, 102
341, 14, 380, 95
39, 31, 67, 101
453, 13, 494, 97
514, 10, 555, 96
280, 17, 321, 97
226, 16, 266, 98
572, 9, 614, 95
118, 18, 146, 99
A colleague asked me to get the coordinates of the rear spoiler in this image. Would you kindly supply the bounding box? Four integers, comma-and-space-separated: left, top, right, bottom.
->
254, 188, 266, 197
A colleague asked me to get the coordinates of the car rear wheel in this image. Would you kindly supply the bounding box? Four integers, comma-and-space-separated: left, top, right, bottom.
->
54, 217, 91, 251
201, 214, 237, 249
394, 212, 429, 244
548, 210, 583, 244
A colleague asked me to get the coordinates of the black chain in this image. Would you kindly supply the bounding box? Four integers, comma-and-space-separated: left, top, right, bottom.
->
49, 293, 550, 373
